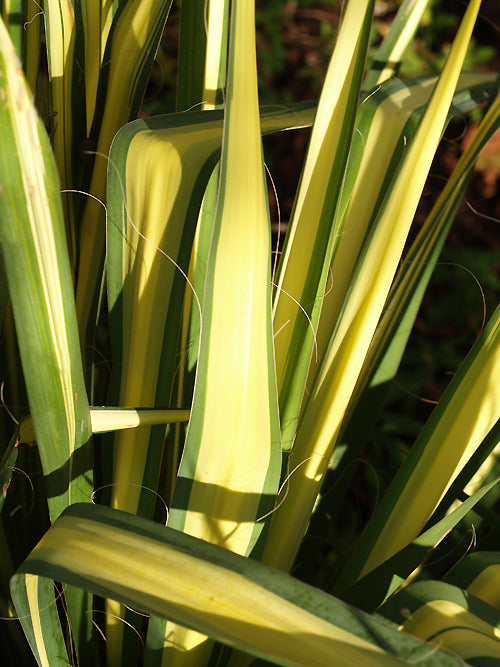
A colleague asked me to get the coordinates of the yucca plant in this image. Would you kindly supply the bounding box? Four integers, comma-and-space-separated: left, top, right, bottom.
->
0, 0, 499, 665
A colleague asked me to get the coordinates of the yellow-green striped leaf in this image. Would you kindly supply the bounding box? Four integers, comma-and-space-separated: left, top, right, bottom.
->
445, 552, 500, 611
166, 0, 281, 554
272, 0, 375, 451
0, 15, 92, 521
338, 305, 500, 590
263, 0, 483, 574
340, 477, 500, 611
380, 580, 500, 664
0, 18, 94, 664
18, 408, 190, 443
75, 0, 173, 341
363, 0, 431, 91
328, 75, 499, 486
158, 0, 283, 660
10, 503, 465, 667
106, 104, 315, 522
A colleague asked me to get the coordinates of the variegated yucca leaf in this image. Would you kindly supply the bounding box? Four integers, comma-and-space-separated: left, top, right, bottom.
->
176, 0, 230, 112
0, 15, 91, 522
166, 0, 281, 551
103, 4, 312, 663
363, 0, 431, 91
339, 477, 500, 612
312, 71, 496, 374
75, 0, 173, 335
43, 0, 84, 270
272, 0, 374, 452
380, 579, 500, 664
0, 427, 18, 516
0, 0, 41, 94
0, 17, 94, 664
106, 103, 315, 521
433, 417, 500, 523
337, 304, 500, 590
168, 0, 229, 532
325, 74, 500, 493
176, 0, 208, 112
155, 0, 282, 660
89, 407, 190, 433
3, 0, 499, 665
106, 94, 314, 667
41, 0, 173, 340
10, 502, 465, 667
18, 408, 190, 443
262, 0, 483, 574
445, 551, 500, 611
173, 0, 231, 505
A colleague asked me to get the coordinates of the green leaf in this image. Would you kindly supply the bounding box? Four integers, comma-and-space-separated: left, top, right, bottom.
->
272, 0, 375, 453
176, 0, 230, 112
104, 98, 316, 666
19, 408, 190, 443
263, 0, 484, 575
380, 580, 500, 664
0, 427, 18, 516
167, 0, 281, 557
160, 0, 282, 659
106, 103, 315, 522
0, 15, 92, 522
364, 0, 431, 90
445, 552, 500, 611
340, 477, 500, 612
0, 0, 42, 93
329, 75, 499, 495
337, 304, 500, 591
11, 503, 465, 667
0, 19, 94, 664
74, 0, 173, 341
10, 574, 69, 667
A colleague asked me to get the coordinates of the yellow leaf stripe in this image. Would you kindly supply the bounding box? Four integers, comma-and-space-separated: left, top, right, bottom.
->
0, 18, 77, 495
263, 0, 483, 573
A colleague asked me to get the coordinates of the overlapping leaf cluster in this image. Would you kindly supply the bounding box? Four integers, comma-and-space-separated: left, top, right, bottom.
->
0, 0, 499, 665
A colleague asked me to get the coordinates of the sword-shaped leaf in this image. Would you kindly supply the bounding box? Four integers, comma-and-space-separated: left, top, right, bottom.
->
0, 18, 93, 664
337, 304, 500, 590
263, 0, 483, 574
340, 477, 500, 612
445, 551, 500, 611
10, 503, 465, 667
363, 0, 431, 91
106, 103, 315, 521
0, 15, 92, 521
272, 0, 375, 452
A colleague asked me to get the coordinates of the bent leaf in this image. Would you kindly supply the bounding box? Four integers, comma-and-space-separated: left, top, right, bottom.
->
380, 580, 500, 664
10, 503, 464, 667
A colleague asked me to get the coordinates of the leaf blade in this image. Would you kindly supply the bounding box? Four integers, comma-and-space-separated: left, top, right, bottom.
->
11, 503, 465, 667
